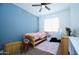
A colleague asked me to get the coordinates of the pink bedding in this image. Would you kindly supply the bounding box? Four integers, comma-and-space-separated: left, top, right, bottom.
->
24, 32, 47, 40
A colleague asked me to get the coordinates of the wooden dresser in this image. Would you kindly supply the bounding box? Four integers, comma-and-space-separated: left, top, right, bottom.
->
60, 35, 69, 55
4, 41, 22, 54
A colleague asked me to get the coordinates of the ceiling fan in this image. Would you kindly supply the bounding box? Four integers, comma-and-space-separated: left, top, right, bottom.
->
32, 3, 51, 12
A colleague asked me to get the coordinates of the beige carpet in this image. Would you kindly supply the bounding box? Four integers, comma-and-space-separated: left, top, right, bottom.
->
22, 47, 53, 55
4, 46, 61, 55
35, 41, 59, 55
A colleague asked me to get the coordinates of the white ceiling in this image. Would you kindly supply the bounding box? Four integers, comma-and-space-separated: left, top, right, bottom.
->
14, 3, 70, 17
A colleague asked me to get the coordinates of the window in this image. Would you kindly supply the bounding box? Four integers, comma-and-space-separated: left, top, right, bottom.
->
44, 17, 59, 32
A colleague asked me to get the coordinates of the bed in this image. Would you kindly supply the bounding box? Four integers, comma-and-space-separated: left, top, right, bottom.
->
24, 32, 47, 47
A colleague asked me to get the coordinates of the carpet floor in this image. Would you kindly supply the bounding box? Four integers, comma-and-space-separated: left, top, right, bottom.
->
22, 47, 53, 55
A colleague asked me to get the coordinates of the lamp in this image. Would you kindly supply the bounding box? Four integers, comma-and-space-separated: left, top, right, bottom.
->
65, 27, 71, 36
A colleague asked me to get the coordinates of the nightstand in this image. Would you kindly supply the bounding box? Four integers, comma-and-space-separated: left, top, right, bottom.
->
22, 39, 30, 53
60, 35, 69, 55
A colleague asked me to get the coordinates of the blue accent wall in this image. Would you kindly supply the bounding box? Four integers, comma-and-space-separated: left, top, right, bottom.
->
0, 4, 38, 50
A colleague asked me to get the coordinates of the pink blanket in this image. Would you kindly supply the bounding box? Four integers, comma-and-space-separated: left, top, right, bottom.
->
25, 32, 47, 40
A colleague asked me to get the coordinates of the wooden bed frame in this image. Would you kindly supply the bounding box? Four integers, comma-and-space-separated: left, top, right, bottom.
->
24, 32, 47, 47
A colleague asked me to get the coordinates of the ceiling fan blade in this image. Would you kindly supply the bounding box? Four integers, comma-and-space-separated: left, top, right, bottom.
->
41, 3, 51, 5
46, 3, 51, 5
39, 7, 42, 12
32, 4, 41, 6
45, 5, 50, 10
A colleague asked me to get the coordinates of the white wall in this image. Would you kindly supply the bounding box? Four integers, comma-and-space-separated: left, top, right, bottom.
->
70, 4, 79, 37
39, 3, 79, 39
39, 8, 70, 39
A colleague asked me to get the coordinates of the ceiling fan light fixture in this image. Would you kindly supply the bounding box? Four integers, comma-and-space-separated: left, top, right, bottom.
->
42, 5, 45, 8
32, 3, 51, 12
